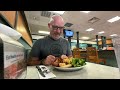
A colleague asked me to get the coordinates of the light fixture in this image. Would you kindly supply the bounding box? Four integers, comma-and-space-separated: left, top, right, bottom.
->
110, 34, 118, 37
32, 35, 45, 39
80, 11, 91, 13
81, 36, 90, 40
49, 11, 65, 14
107, 16, 120, 23
86, 28, 94, 31
98, 31, 105, 34
95, 39, 101, 41
38, 31, 50, 34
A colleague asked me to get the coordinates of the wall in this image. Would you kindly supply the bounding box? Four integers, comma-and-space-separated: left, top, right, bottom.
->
70, 42, 97, 50
98, 39, 112, 45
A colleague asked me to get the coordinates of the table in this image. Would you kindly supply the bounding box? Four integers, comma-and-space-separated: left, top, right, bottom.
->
25, 62, 120, 79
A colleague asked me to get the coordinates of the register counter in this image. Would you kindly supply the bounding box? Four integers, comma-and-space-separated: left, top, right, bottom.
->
25, 62, 120, 79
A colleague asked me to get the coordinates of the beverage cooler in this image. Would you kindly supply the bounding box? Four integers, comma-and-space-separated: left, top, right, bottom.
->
0, 33, 27, 79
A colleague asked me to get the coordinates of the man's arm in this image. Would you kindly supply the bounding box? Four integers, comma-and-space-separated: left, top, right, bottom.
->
27, 57, 42, 66
27, 55, 56, 66
27, 39, 42, 66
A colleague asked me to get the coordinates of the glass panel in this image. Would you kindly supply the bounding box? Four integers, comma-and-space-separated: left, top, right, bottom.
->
112, 36, 120, 71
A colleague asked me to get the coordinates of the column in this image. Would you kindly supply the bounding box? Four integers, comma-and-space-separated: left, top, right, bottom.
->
96, 35, 99, 50
76, 31, 79, 48
68, 37, 71, 49
101, 36, 107, 48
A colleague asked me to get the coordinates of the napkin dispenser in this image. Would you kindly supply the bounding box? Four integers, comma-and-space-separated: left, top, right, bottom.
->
0, 33, 27, 79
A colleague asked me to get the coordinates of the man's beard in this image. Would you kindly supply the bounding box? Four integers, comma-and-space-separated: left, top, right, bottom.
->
51, 34, 61, 40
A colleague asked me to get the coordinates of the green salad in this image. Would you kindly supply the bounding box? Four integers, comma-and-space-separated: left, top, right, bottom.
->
71, 58, 86, 67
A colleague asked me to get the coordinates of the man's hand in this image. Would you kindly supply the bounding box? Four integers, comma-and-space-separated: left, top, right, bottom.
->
61, 55, 68, 59
27, 57, 41, 66
43, 55, 56, 65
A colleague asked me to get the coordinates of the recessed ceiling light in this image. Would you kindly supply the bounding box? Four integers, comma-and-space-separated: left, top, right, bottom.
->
80, 11, 91, 13
98, 31, 105, 34
49, 11, 65, 14
107, 16, 120, 23
110, 34, 118, 37
86, 28, 94, 31
38, 31, 50, 34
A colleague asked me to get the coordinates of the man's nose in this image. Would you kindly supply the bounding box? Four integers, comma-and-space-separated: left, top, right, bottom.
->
56, 28, 61, 33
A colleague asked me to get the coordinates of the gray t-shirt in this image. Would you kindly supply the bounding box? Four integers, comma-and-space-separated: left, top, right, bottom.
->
30, 35, 72, 60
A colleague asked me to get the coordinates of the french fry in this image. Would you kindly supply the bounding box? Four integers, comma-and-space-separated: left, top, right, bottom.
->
63, 58, 69, 63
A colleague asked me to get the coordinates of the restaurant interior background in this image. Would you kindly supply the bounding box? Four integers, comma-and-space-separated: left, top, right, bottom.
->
0, 11, 120, 68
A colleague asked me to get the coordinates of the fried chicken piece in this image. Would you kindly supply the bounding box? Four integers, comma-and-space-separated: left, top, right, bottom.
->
59, 63, 66, 67
52, 57, 62, 67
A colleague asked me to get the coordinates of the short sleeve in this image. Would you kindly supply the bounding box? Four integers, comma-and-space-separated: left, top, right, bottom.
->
30, 40, 41, 58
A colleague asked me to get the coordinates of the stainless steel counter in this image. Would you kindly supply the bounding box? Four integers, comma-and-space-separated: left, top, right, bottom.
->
25, 62, 120, 79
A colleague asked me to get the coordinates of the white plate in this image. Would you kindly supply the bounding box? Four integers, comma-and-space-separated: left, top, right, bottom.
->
53, 65, 85, 72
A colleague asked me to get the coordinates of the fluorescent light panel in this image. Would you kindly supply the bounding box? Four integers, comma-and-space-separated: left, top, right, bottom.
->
49, 11, 65, 14
110, 34, 118, 36
86, 28, 94, 31
32, 35, 45, 39
80, 11, 91, 13
98, 31, 105, 34
108, 16, 120, 23
38, 31, 50, 34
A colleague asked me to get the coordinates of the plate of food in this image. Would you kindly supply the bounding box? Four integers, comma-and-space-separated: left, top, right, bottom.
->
54, 65, 85, 71
52, 55, 86, 72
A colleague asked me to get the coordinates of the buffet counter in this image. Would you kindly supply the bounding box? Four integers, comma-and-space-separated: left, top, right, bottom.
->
25, 62, 120, 79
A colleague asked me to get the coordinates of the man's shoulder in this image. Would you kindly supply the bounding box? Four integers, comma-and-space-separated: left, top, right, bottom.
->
35, 35, 50, 42
60, 37, 67, 40
35, 37, 46, 43
36, 38, 44, 42
60, 37, 68, 42
37, 36, 48, 41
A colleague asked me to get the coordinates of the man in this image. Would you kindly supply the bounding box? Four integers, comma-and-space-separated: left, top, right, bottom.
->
28, 15, 72, 66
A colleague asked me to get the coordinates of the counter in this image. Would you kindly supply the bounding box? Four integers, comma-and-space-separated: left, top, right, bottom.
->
98, 50, 118, 67
80, 50, 117, 67
25, 62, 120, 79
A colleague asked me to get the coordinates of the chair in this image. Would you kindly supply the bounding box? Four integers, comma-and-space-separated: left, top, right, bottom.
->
72, 48, 86, 59
86, 47, 106, 64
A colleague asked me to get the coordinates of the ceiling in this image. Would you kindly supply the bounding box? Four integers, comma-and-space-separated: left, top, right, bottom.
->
24, 11, 120, 42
